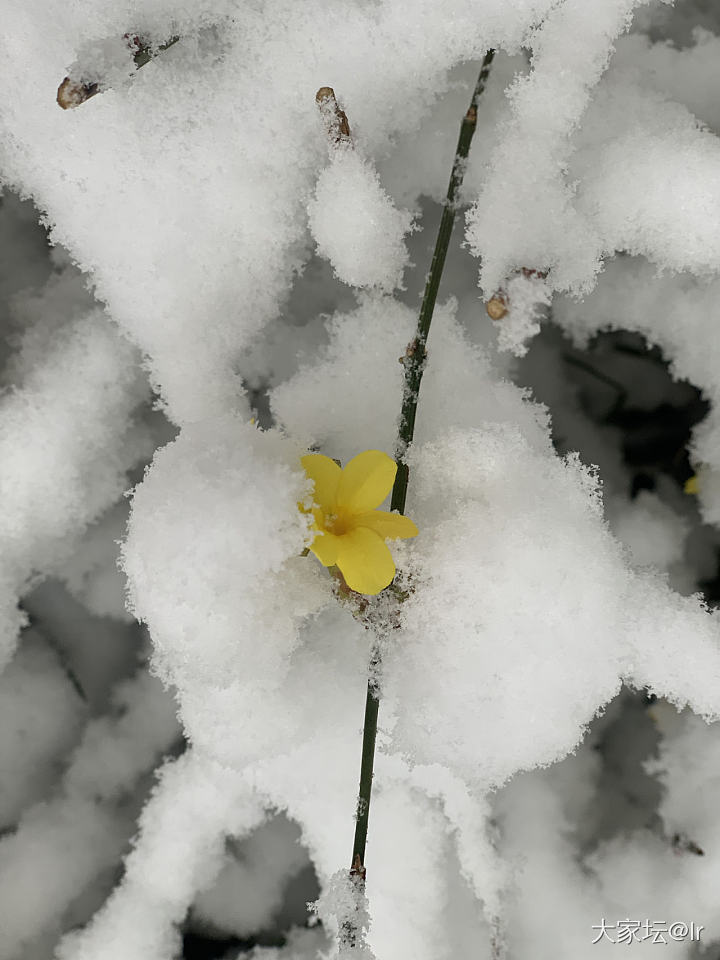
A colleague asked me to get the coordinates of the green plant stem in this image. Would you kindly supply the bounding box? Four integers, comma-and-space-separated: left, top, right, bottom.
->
132, 35, 180, 69
349, 49, 495, 879
391, 47, 495, 514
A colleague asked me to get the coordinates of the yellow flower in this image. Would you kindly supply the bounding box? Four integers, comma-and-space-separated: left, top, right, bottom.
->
684, 474, 700, 495
300, 449, 418, 595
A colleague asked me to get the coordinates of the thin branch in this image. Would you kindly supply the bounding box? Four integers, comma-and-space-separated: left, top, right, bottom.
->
349, 49, 496, 887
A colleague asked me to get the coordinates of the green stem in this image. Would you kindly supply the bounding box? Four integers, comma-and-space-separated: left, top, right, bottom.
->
132, 35, 180, 69
349, 675, 379, 874
391, 47, 495, 515
349, 50, 495, 879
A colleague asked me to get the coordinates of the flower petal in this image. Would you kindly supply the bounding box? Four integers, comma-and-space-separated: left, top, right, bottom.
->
309, 530, 341, 567
336, 450, 397, 513
354, 510, 418, 540
336, 527, 396, 595
301, 454, 341, 511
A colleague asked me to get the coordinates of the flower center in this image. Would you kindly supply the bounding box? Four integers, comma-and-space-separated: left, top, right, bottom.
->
323, 509, 350, 536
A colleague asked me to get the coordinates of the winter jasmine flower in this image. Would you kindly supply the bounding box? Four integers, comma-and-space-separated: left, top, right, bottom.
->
300, 449, 418, 595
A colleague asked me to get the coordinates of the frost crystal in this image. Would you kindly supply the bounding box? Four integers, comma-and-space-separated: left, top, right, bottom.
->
312, 870, 375, 960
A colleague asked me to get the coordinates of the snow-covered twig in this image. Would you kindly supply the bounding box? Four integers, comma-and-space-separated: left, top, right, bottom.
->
57, 34, 180, 110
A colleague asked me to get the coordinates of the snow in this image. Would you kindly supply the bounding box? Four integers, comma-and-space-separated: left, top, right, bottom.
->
0, 631, 85, 829
192, 814, 312, 939
0, 264, 151, 670
308, 148, 414, 291
466, 0, 645, 297
0, 666, 178, 960
2, 0, 720, 957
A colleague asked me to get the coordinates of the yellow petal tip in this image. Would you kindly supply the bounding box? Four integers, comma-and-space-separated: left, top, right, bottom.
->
684, 475, 700, 495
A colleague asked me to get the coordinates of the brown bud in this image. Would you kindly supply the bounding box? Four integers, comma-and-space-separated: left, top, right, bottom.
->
316, 87, 351, 144
486, 294, 508, 320
350, 853, 366, 880
56, 77, 99, 110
